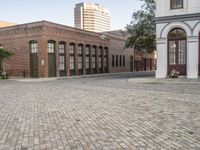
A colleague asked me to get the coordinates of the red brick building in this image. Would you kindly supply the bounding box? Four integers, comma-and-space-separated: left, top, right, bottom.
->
0, 21, 135, 78
0, 21, 156, 78
133, 49, 156, 71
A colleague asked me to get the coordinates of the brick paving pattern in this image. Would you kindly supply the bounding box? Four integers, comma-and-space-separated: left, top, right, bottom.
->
0, 76, 200, 150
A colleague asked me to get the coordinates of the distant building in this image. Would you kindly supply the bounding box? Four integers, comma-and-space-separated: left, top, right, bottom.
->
103, 30, 156, 72
0, 21, 16, 28
156, 0, 200, 78
0, 21, 133, 78
0, 21, 155, 78
74, 2, 111, 32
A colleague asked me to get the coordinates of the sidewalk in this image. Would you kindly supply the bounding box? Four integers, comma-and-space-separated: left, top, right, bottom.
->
8, 72, 143, 82
128, 77, 200, 85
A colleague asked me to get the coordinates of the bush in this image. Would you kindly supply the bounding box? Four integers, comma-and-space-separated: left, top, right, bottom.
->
169, 69, 179, 78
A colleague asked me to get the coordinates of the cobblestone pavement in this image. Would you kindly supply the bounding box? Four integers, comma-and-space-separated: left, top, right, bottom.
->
0, 75, 200, 150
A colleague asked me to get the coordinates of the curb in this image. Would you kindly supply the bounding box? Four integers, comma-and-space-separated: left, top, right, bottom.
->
128, 78, 200, 85
8, 71, 155, 82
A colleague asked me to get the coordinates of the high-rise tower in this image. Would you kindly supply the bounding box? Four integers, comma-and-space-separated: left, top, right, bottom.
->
74, 2, 111, 32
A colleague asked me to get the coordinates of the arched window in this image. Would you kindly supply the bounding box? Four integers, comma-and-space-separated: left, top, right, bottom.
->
170, 0, 183, 9
104, 47, 108, 73
99, 46, 103, 73
30, 41, 38, 53
168, 28, 187, 75
59, 42, 66, 76
78, 44, 83, 75
29, 41, 39, 78
69, 43, 75, 74
85, 45, 90, 71
92, 46, 97, 73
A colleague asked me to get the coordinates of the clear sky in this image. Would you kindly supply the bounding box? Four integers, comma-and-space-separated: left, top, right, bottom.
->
0, 0, 142, 30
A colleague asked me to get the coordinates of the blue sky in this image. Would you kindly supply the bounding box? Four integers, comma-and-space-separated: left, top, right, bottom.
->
0, 0, 142, 30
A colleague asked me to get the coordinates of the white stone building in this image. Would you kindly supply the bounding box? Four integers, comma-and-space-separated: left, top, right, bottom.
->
156, 0, 200, 78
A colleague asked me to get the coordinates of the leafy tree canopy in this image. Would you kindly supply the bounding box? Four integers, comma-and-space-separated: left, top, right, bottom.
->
0, 48, 14, 59
0, 48, 14, 76
126, 0, 156, 53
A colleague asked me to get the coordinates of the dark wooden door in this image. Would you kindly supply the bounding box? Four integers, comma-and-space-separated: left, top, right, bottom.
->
168, 40, 186, 75
48, 53, 56, 77
30, 54, 38, 78
59, 55, 66, 77
130, 56, 133, 72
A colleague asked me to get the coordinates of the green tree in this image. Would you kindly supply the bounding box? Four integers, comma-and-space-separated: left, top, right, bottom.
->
126, 0, 156, 53
0, 48, 14, 78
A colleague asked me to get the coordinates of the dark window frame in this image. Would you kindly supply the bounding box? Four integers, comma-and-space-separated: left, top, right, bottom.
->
78, 44, 83, 70
123, 55, 125, 67
170, 0, 183, 9
112, 55, 115, 67
85, 46, 90, 69
120, 55, 122, 67
69, 44, 75, 70
99, 47, 103, 69
92, 46, 97, 69
116, 55, 118, 67
59, 43, 66, 71
30, 41, 38, 54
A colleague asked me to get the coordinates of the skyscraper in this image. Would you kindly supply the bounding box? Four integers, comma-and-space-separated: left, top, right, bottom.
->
74, 2, 111, 32
0, 21, 16, 28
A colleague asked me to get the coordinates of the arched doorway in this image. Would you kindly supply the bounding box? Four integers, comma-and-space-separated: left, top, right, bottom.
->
30, 41, 39, 78
168, 28, 187, 75
47, 40, 56, 77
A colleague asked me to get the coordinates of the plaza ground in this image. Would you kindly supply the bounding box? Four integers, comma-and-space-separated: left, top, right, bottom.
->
0, 72, 200, 150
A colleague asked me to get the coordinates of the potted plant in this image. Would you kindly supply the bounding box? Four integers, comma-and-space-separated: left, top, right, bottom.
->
169, 69, 179, 78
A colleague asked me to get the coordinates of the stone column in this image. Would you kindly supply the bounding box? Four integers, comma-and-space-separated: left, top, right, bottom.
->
187, 37, 199, 78
156, 38, 168, 78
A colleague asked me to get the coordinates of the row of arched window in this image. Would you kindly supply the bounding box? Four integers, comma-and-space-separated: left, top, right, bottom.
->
30, 40, 109, 76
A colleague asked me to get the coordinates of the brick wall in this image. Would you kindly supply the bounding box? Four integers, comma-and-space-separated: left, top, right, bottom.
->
0, 21, 111, 78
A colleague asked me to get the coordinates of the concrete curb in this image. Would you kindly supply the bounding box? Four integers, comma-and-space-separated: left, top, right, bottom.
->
128, 77, 200, 85
8, 71, 155, 82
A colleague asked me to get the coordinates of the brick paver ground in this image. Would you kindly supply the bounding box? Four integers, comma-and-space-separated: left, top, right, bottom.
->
0, 75, 200, 150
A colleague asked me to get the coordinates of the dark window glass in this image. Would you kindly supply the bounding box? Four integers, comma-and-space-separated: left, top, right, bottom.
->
99, 48, 102, 68
112, 55, 115, 67
168, 28, 186, 65
70, 44, 75, 54
104, 49, 108, 68
168, 28, 186, 39
92, 47, 96, 69
85, 46, 90, 69
47, 43, 54, 53
171, 0, 183, 9
59, 43, 65, 71
78, 45, 83, 69
116, 55, 118, 67
30, 42, 38, 53
69, 44, 75, 70
123, 55, 125, 67
120, 55, 122, 67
